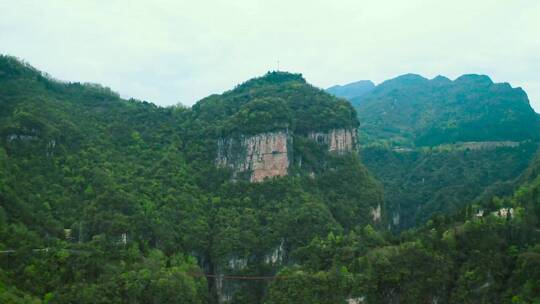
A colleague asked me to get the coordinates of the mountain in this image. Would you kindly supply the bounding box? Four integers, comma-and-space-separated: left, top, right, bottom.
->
352, 73, 539, 147
326, 80, 375, 100
0, 56, 383, 303
329, 74, 540, 230
194, 71, 365, 184
3, 55, 540, 303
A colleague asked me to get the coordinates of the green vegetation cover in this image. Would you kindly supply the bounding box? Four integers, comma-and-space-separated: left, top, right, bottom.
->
328, 73, 540, 230
0, 56, 381, 303
350, 74, 539, 147
265, 149, 540, 303
2, 55, 540, 303
193, 71, 359, 136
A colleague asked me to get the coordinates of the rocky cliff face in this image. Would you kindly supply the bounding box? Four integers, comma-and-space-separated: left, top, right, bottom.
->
217, 128, 358, 182
216, 131, 292, 182
308, 128, 358, 153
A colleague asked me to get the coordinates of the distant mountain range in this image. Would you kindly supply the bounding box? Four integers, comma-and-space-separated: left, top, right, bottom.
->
326, 80, 375, 100
328, 74, 540, 230
328, 74, 540, 147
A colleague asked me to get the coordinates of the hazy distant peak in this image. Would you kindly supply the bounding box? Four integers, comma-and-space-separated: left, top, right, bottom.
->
327, 80, 375, 90
391, 73, 429, 83
353, 71, 539, 148
454, 74, 493, 85
326, 80, 375, 100
431, 75, 452, 83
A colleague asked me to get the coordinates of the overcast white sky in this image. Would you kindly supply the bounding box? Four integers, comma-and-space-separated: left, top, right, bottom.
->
1, 0, 539, 110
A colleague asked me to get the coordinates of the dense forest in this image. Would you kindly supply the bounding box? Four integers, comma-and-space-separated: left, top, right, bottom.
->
329, 75, 540, 230
0, 56, 381, 303
346, 74, 540, 147
1, 55, 540, 303
361, 144, 538, 230
265, 152, 540, 303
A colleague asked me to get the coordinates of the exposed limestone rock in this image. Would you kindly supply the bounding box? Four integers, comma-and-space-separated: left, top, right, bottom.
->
371, 204, 382, 222
227, 256, 248, 270
6, 128, 39, 143
7, 134, 38, 142
392, 212, 400, 226
215, 273, 233, 304
346, 296, 366, 304
475, 210, 485, 218
308, 128, 357, 153
264, 240, 285, 265
217, 131, 291, 182
46, 139, 56, 157
216, 128, 358, 182
493, 207, 514, 218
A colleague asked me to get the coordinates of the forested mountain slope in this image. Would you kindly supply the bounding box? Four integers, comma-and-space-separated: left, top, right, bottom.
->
0, 56, 382, 303
264, 147, 540, 303
328, 74, 540, 230
362, 143, 538, 230
350, 74, 539, 147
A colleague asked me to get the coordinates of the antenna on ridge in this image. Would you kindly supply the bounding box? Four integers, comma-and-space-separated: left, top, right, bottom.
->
277, 60, 280, 71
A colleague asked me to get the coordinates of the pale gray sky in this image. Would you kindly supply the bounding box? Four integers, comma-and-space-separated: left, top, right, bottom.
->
1, 0, 539, 110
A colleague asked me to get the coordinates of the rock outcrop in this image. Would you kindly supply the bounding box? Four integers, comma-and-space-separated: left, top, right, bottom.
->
216, 131, 291, 182
371, 204, 382, 222
308, 128, 357, 153
217, 128, 358, 182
